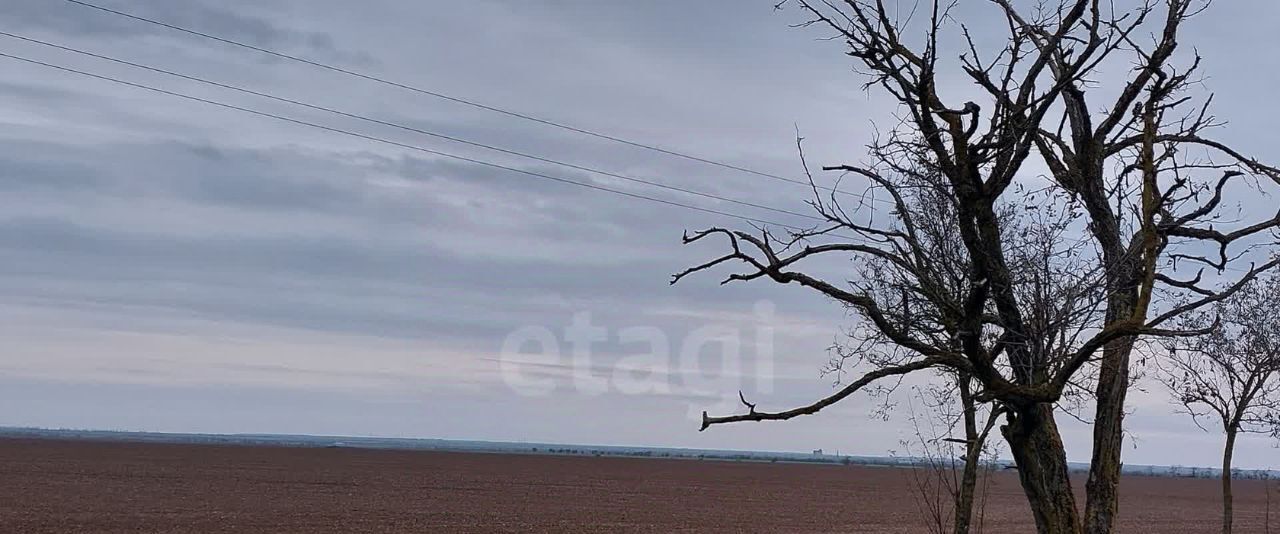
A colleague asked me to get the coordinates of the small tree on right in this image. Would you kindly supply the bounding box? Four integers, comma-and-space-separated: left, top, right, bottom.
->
1159, 274, 1280, 534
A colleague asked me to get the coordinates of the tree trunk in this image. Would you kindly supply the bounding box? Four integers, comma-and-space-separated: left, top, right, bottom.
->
1266, 472, 1273, 534
1083, 335, 1133, 534
1003, 403, 1082, 534
1223, 429, 1238, 534
955, 445, 979, 534
1083, 249, 1141, 534
955, 373, 980, 534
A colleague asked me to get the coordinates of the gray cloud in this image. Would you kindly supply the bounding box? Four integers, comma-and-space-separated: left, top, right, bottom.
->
2, 0, 371, 65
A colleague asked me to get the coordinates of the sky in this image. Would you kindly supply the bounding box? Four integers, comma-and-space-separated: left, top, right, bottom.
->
1, 0, 1278, 469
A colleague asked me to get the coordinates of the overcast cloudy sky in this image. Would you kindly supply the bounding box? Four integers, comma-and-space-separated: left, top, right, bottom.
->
1, 0, 1278, 469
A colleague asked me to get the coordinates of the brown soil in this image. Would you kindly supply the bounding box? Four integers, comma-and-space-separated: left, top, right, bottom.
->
1, 438, 1274, 533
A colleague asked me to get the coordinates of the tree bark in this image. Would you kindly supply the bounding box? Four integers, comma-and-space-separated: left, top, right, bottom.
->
1223, 428, 1238, 534
1004, 403, 1082, 534
1083, 335, 1133, 534
955, 455, 979, 534
955, 375, 980, 534
1082, 229, 1140, 534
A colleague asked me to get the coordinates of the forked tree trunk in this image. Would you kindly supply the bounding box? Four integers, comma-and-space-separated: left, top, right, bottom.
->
1003, 403, 1082, 534
1223, 429, 1238, 534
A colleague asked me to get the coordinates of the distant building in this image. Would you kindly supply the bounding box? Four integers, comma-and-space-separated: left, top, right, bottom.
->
812, 449, 823, 456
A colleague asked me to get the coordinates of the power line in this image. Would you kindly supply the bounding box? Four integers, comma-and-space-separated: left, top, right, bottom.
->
61, 0, 861, 199
18, 5, 1259, 278
0, 51, 838, 236
3, 51, 1251, 275
0, 31, 831, 225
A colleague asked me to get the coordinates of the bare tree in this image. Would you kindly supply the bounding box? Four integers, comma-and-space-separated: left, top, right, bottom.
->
1159, 275, 1280, 534
897, 371, 1003, 534
671, 2, 1280, 533
817, 149, 1016, 534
